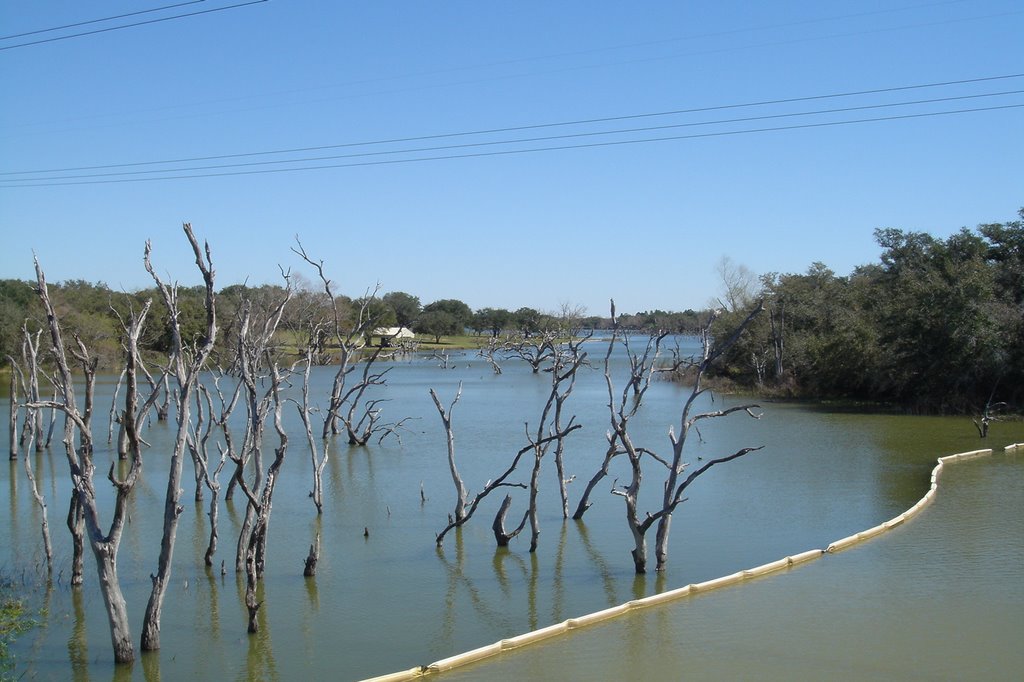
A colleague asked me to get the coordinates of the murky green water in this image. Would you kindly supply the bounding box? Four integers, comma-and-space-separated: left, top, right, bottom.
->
3, 346, 1022, 680
444, 450, 1024, 681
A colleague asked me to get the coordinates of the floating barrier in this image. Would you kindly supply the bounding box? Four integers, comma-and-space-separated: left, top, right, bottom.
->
629, 584, 692, 607
565, 603, 629, 629
499, 623, 566, 649
363, 446, 1002, 681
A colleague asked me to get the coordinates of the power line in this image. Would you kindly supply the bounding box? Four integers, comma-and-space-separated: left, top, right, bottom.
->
0, 0, 993, 133
5, 90, 1019, 183
3, 104, 1019, 188
0, 1, 206, 40
0, 1, 268, 51
3, 72, 1021, 177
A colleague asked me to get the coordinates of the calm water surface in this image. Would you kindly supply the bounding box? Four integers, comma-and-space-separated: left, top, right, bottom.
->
3, 345, 1022, 680
444, 451, 1024, 681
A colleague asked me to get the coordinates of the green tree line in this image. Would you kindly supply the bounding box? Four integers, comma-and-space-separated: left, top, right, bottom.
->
711, 208, 1023, 413
3, 207, 1020, 414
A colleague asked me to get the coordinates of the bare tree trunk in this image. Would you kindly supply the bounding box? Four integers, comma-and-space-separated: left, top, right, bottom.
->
67, 490, 85, 585
549, 338, 585, 519
430, 384, 468, 526
92, 540, 135, 663
491, 495, 526, 547
770, 301, 785, 379
527, 451, 542, 553
651, 307, 764, 572
43, 389, 59, 450
156, 373, 171, 421
29, 256, 150, 663
553, 441, 571, 519
293, 241, 394, 444
107, 367, 126, 446
196, 382, 231, 568
571, 439, 617, 520
245, 556, 261, 633
204, 481, 222, 566
8, 364, 18, 460
235, 362, 289, 633
22, 329, 45, 453
613, 428, 650, 573
574, 307, 663, 522
432, 340, 584, 549
297, 330, 329, 515
116, 419, 129, 459
217, 286, 291, 636
23, 422, 54, 574
141, 224, 218, 652
13, 390, 53, 573
303, 533, 320, 577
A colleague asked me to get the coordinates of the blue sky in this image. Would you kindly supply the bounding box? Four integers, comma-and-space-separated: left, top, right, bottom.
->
1, 1, 1021, 315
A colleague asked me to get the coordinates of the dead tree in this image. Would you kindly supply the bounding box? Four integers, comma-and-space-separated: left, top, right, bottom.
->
21, 328, 45, 453
8, 350, 53, 573
27, 256, 151, 663
431, 383, 469, 533
503, 332, 557, 373
769, 296, 785, 379
232, 360, 290, 633
303, 533, 321, 577
431, 350, 455, 369
8, 358, 20, 460
521, 341, 585, 550
572, 314, 667, 521
430, 373, 583, 548
606, 303, 765, 574
551, 334, 590, 518
477, 338, 504, 375
193, 375, 239, 567
140, 224, 218, 653
187, 386, 211, 503
296, 323, 330, 515
972, 385, 1007, 438
228, 290, 291, 575
106, 367, 126, 455
62, 333, 99, 584
20, 410, 54, 574
293, 240, 394, 444
341, 359, 396, 445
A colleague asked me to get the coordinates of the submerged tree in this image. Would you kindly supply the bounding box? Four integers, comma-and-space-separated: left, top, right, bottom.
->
576, 301, 764, 573
192, 378, 237, 567
26, 256, 153, 663
432, 337, 586, 550
141, 224, 218, 652
572, 320, 668, 522
296, 322, 330, 516
293, 241, 397, 445
9, 343, 53, 574
650, 305, 765, 572
212, 282, 292, 633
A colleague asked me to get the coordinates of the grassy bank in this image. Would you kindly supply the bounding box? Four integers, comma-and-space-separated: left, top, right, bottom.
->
0, 580, 36, 678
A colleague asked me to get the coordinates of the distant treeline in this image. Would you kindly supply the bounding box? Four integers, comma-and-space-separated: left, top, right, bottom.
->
710, 208, 1023, 414
2, 208, 1020, 414
0, 279, 700, 369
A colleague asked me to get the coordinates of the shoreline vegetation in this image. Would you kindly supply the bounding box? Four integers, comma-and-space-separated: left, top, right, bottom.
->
0, 579, 36, 676
1, 207, 1021, 415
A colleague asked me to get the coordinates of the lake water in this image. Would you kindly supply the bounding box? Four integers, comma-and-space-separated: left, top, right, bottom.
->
3, 343, 1022, 680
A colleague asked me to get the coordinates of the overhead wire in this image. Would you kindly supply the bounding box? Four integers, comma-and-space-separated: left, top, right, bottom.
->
0, 0, 268, 51
1, 3, 1012, 136
3, 103, 1020, 187
0, 1, 206, 41
3, 72, 1022, 177
3, 90, 1020, 183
